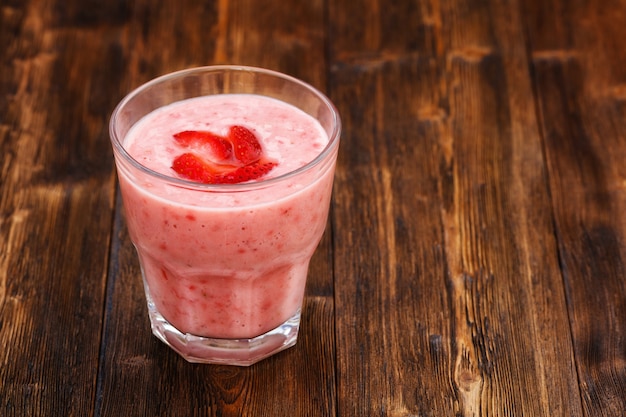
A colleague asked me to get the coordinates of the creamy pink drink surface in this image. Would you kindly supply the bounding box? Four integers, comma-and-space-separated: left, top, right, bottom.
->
118, 94, 333, 339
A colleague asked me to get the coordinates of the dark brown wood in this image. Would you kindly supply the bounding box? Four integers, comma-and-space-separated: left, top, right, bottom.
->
523, 1, 626, 415
330, 0, 582, 415
1, 0, 625, 415
0, 0, 118, 415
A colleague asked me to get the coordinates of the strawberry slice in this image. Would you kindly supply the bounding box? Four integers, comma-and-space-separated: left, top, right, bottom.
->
171, 153, 222, 184
218, 159, 277, 184
229, 125, 262, 165
172, 153, 276, 184
173, 130, 233, 162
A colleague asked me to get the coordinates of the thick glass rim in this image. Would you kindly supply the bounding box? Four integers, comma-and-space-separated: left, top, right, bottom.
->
109, 65, 341, 192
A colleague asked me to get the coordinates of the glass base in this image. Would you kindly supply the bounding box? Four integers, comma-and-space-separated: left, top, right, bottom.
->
145, 296, 300, 366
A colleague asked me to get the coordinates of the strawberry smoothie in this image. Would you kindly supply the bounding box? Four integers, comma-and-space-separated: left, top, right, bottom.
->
110, 67, 340, 365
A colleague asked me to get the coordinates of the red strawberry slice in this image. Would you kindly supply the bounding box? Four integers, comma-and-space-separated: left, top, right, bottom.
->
218, 159, 277, 184
229, 125, 262, 165
171, 153, 222, 184
173, 130, 233, 162
172, 153, 276, 184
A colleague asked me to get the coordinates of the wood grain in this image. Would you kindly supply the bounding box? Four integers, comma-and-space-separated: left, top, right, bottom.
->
1, 0, 626, 415
330, 0, 582, 415
524, 0, 626, 414
0, 0, 117, 415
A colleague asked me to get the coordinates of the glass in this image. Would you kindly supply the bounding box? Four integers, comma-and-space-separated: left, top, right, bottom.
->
109, 66, 341, 365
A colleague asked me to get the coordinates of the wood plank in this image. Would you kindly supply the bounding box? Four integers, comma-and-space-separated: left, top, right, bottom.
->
3, 0, 624, 414
330, 58, 460, 416
96, 0, 336, 415
329, 0, 582, 414
0, 0, 119, 415
523, 0, 626, 414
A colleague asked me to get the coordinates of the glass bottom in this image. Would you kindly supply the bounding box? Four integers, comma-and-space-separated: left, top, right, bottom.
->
144, 290, 300, 366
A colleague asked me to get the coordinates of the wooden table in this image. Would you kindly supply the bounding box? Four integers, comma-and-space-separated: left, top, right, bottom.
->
2, 0, 625, 415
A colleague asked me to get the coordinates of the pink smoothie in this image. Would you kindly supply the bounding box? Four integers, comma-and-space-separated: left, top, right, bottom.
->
117, 94, 335, 339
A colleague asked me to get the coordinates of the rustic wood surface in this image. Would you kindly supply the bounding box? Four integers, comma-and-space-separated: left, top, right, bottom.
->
1, 0, 625, 415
